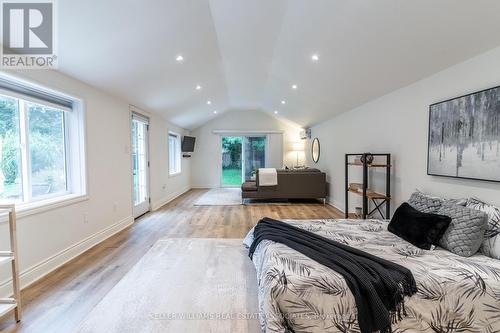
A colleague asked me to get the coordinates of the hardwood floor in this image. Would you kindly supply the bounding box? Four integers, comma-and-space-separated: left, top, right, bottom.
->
0, 189, 342, 333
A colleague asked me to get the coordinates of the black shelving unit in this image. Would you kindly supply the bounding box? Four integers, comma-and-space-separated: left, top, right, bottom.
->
345, 153, 391, 219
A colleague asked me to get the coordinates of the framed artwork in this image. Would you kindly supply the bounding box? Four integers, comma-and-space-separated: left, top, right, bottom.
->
428, 85, 500, 182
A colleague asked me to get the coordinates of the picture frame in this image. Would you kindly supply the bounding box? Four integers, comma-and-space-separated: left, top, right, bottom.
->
427, 85, 500, 182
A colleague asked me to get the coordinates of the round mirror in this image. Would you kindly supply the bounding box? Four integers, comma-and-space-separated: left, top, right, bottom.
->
311, 137, 320, 163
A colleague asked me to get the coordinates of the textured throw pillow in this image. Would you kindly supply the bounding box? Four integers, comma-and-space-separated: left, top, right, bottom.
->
407, 191, 443, 213
437, 201, 488, 257
388, 203, 451, 250
466, 198, 500, 259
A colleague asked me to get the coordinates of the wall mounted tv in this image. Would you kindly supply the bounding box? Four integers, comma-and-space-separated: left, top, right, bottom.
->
182, 136, 196, 152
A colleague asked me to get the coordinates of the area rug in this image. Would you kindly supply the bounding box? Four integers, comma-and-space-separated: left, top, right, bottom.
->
194, 188, 242, 206
77, 239, 260, 333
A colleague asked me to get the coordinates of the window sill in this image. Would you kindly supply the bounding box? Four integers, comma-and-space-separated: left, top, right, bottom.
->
0, 193, 89, 224
169, 172, 182, 178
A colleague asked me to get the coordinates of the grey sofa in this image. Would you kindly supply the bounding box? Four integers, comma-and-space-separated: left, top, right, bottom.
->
241, 168, 327, 203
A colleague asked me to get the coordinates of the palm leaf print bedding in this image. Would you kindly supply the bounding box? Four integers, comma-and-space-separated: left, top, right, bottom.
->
243, 219, 500, 332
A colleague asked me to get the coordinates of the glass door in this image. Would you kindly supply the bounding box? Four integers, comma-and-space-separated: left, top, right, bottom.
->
221, 135, 267, 186
132, 114, 150, 217
244, 136, 266, 181
221, 136, 243, 186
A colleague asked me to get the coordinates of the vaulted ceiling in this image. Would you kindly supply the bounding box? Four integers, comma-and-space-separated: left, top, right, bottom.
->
58, 0, 500, 129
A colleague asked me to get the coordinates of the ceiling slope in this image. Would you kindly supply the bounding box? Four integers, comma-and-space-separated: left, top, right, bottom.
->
56, 0, 500, 129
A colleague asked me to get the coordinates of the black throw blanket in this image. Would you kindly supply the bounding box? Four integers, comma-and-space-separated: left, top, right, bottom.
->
248, 218, 417, 333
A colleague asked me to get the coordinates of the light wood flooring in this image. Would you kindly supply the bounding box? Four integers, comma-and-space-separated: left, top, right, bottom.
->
0, 189, 342, 333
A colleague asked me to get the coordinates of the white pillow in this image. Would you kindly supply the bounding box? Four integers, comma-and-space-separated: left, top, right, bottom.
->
466, 197, 500, 259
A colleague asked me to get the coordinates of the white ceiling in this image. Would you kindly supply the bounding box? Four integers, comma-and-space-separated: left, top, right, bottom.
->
58, 0, 500, 129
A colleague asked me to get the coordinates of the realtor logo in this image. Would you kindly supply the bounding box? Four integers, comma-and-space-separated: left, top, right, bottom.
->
1, 0, 57, 68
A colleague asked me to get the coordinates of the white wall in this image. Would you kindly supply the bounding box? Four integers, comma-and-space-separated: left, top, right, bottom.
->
148, 112, 191, 210
0, 70, 190, 297
306, 46, 500, 213
190, 110, 302, 188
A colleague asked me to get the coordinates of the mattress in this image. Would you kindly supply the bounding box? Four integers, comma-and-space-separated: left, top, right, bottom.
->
243, 219, 500, 332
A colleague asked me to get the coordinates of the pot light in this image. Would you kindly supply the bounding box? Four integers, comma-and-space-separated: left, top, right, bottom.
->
176, 54, 184, 62
274, 110, 278, 114
207, 100, 212, 105
213, 110, 217, 114
292, 84, 298, 90
196, 85, 202, 90
311, 54, 319, 62
281, 100, 286, 105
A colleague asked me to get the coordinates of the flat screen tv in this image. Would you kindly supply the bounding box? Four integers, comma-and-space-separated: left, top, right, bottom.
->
181, 136, 196, 152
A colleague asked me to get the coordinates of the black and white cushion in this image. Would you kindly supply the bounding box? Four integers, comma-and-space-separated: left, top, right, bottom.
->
466, 198, 500, 259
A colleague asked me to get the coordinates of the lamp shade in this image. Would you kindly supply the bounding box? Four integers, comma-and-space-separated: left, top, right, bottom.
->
292, 141, 305, 152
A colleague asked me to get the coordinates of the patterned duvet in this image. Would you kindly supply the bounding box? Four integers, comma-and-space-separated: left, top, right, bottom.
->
243, 219, 500, 333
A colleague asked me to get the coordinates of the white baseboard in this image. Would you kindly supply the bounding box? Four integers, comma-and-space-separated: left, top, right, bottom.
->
0, 215, 134, 298
190, 184, 217, 189
151, 186, 191, 211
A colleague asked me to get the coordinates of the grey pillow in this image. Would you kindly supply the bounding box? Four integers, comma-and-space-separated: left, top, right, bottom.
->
465, 198, 500, 259
437, 202, 488, 257
408, 191, 443, 213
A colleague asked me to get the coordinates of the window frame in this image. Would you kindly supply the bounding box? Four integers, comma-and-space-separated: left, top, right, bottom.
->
0, 74, 87, 219
168, 131, 181, 176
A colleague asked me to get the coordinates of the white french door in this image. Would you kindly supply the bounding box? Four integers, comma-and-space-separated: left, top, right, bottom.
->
131, 114, 150, 218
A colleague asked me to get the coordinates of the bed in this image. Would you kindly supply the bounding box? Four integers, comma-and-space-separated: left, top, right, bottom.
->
243, 218, 500, 332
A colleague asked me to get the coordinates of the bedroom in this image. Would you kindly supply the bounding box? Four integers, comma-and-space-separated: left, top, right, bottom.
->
0, 0, 500, 332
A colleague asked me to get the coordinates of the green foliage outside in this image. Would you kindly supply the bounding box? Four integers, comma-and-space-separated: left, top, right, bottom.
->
222, 136, 242, 168
0, 97, 66, 199
222, 168, 242, 186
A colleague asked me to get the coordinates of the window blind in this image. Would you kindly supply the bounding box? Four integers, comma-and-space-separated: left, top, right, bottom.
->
0, 77, 74, 110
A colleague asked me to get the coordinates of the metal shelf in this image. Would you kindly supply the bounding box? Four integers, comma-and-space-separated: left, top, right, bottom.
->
345, 153, 391, 219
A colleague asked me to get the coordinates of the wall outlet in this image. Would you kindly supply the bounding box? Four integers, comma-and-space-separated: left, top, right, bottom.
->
162, 184, 166, 190
83, 213, 89, 224
113, 202, 118, 212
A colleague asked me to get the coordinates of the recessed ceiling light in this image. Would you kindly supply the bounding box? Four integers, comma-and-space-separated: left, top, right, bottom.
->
207, 100, 212, 105
281, 100, 286, 105
311, 54, 319, 62
196, 85, 202, 90
274, 110, 278, 114
213, 110, 217, 114
176, 54, 184, 62
292, 84, 298, 90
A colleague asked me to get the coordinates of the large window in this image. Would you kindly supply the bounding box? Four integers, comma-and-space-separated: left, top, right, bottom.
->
0, 76, 84, 206
168, 132, 181, 175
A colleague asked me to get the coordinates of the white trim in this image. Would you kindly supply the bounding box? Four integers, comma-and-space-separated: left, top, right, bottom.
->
212, 129, 284, 134
130, 114, 151, 218
168, 131, 182, 176
0, 215, 134, 298
168, 171, 182, 178
0, 74, 88, 208
151, 186, 190, 211
0, 194, 89, 224
129, 104, 151, 117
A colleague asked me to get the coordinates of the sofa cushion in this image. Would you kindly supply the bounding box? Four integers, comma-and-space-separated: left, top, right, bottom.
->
465, 198, 500, 259
437, 201, 488, 257
241, 181, 257, 192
